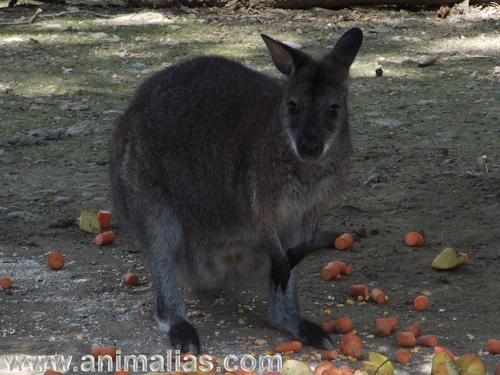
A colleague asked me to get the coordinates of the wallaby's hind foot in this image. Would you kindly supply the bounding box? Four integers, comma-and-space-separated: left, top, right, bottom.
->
297, 319, 333, 349
268, 270, 333, 349
166, 319, 200, 354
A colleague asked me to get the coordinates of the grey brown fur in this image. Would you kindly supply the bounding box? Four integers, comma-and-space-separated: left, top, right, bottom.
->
109, 28, 363, 353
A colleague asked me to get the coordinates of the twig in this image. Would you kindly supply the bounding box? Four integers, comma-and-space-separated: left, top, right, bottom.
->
0, 9, 110, 26
29, 7, 43, 23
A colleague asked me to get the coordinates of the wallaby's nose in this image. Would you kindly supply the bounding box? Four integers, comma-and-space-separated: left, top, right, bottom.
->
300, 139, 320, 156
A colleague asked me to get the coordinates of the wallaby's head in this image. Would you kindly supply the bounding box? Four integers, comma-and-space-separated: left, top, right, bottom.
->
261, 28, 363, 162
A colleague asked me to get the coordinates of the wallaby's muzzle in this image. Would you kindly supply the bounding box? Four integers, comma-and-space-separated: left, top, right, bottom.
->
297, 137, 324, 161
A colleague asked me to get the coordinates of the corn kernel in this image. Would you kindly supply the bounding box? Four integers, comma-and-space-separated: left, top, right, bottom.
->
365, 295, 370, 301
265, 350, 275, 356
383, 311, 390, 317
250, 351, 258, 356
357, 295, 364, 302
349, 357, 358, 363
367, 334, 375, 339
301, 354, 309, 359
310, 351, 317, 355
385, 295, 390, 301
255, 339, 265, 346
238, 308, 245, 314
340, 355, 348, 361
346, 299, 354, 306
324, 310, 332, 316
238, 318, 246, 325
335, 275, 341, 279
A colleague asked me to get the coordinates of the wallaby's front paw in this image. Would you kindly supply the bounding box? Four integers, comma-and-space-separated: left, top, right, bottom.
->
169, 320, 200, 354
270, 257, 291, 292
297, 319, 333, 350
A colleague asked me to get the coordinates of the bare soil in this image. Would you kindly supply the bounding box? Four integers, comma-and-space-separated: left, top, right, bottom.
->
1, 2, 500, 374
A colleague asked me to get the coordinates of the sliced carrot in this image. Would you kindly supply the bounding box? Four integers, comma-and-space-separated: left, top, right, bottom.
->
47, 252, 65, 270
321, 350, 339, 361
342, 341, 363, 359
349, 284, 368, 298
94, 231, 116, 246
233, 367, 256, 375
339, 366, 353, 375
394, 349, 411, 364
396, 332, 416, 348
340, 334, 363, 353
91, 346, 117, 360
332, 261, 352, 275
122, 272, 138, 286
419, 335, 438, 347
97, 211, 112, 229
0, 277, 12, 289
322, 262, 341, 281
414, 295, 429, 311
322, 317, 353, 334
459, 252, 468, 263
375, 319, 392, 337
376, 318, 397, 333
335, 234, 354, 251
44, 372, 63, 375
274, 341, 302, 353
114, 371, 130, 375
434, 347, 456, 362
263, 372, 281, 375
405, 232, 424, 247
371, 288, 385, 304
315, 361, 336, 375
321, 369, 342, 375
487, 339, 500, 354
406, 324, 421, 337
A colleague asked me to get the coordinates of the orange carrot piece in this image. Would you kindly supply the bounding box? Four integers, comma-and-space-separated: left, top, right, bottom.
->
395, 349, 411, 364
419, 335, 438, 347
414, 295, 429, 311
274, 341, 302, 353
339, 366, 353, 375
396, 332, 416, 348
375, 319, 392, 337
340, 334, 363, 352
371, 288, 385, 304
342, 341, 363, 359
263, 372, 281, 375
376, 318, 397, 333
315, 361, 336, 375
114, 371, 130, 375
122, 272, 138, 286
335, 234, 354, 251
233, 367, 256, 375
322, 369, 342, 375
495, 364, 500, 375
349, 284, 368, 298
47, 252, 65, 270
487, 339, 500, 354
44, 372, 63, 375
322, 262, 341, 281
321, 350, 339, 361
0, 277, 12, 289
332, 261, 352, 275
91, 346, 117, 360
322, 316, 353, 334
94, 231, 116, 246
97, 211, 112, 229
406, 324, 421, 337
459, 252, 468, 263
405, 232, 424, 247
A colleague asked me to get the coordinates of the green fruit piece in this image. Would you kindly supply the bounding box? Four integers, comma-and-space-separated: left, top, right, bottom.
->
79, 209, 101, 234
431, 248, 465, 270
456, 354, 486, 375
432, 352, 459, 375
362, 353, 393, 375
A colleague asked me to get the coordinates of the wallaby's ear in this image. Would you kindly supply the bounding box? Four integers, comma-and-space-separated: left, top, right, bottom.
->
261, 34, 308, 75
327, 27, 363, 69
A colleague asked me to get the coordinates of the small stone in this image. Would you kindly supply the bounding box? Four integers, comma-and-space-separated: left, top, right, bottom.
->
8, 211, 40, 222
54, 196, 71, 204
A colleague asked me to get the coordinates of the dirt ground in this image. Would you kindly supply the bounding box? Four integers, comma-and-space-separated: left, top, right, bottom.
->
1, 1, 500, 374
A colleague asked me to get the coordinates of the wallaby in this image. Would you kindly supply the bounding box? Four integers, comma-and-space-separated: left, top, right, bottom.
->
109, 27, 363, 353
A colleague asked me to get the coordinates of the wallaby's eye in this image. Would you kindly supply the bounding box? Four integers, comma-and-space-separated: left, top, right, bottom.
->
329, 105, 339, 117
288, 102, 299, 114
